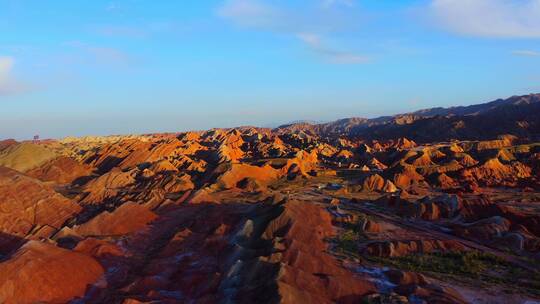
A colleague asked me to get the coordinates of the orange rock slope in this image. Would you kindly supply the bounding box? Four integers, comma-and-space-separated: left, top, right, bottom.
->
1, 94, 540, 303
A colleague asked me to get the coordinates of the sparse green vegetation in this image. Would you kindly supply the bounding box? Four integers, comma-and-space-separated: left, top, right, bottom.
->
334, 214, 372, 256
335, 229, 359, 255
370, 251, 505, 277
366, 251, 540, 295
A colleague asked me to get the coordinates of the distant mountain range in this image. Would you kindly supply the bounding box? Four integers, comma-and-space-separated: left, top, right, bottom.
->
277, 93, 540, 142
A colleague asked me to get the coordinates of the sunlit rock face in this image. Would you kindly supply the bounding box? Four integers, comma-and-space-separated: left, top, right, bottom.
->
1, 94, 540, 303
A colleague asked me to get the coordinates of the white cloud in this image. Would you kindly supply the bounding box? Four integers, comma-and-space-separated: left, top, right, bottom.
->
218, 0, 368, 64
0, 56, 31, 96
512, 50, 540, 57
430, 0, 540, 38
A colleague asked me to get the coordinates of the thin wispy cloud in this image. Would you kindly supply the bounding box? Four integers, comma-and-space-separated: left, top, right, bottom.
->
65, 41, 131, 66
90, 21, 192, 40
218, 0, 283, 29
322, 0, 354, 8
297, 33, 368, 64
429, 0, 540, 38
93, 25, 147, 38
218, 0, 359, 34
217, 0, 368, 64
0, 57, 12, 83
105, 2, 122, 12
0, 56, 32, 96
512, 50, 540, 57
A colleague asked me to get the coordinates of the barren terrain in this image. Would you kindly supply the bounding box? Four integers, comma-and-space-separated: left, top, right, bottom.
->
1, 94, 540, 303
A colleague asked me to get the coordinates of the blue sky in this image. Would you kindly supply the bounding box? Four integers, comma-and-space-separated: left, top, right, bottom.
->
1, 0, 540, 139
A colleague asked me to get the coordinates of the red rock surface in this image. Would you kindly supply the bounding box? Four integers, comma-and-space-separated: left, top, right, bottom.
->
0, 139, 17, 151
273, 201, 376, 303
0, 167, 81, 237
1, 94, 540, 303
27, 156, 93, 184
0, 241, 103, 304
74, 202, 157, 236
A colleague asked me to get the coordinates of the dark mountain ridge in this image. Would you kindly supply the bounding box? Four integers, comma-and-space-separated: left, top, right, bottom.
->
276, 93, 540, 142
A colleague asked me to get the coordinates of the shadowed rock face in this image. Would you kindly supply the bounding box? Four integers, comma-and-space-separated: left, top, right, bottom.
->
220, 200, 376, 304
277, 93, 540, 142
1, 94, 540, 303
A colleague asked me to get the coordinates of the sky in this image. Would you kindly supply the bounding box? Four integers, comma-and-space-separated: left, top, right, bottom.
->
1, 0, 540, 140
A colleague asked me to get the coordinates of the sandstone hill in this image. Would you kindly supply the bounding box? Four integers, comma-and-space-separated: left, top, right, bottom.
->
1, 94, 540, 303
